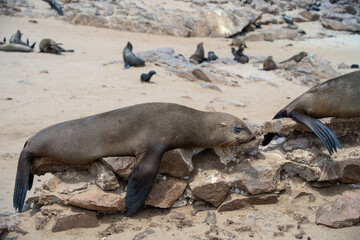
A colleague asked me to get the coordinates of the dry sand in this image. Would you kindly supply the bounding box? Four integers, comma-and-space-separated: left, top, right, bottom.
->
1, 13, 360, 240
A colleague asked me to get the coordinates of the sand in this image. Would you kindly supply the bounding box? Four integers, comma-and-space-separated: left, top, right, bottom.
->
1, 12, 360, 240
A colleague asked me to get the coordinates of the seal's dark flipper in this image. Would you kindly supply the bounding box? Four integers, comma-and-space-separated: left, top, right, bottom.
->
290, 111, 342, 155
30, 42, 36, 49
3, 37, 6, 42
262, 108, 287, 146
124, 62, 131, 69
66, 49, 74, 52
13, 149, 34, 212
125, 147, 165, 216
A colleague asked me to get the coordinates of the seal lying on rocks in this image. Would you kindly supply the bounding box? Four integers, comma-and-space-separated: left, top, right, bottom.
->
13, 102, 256, 216
262, 70, 360, 155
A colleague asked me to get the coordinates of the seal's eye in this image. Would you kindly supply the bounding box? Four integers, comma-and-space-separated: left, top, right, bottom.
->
231, 126, 243, 133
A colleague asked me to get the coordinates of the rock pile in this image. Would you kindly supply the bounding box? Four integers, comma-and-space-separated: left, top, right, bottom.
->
24, 116, 360, 232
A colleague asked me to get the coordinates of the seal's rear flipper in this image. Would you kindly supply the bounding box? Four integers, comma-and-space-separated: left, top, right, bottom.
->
66, 49, 74, 52
30, 42, 36, 49
290, 111, 342, 155
13, 149, 34, 212
125, 146, 165, 216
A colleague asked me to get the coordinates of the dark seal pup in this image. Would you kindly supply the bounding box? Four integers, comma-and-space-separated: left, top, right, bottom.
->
262, 70, 360, 155
208, 51, 219, 61
43, 0, 63, 16
190, 42, 205, 63
123, 42, 145, 69
39, 39, 74, 54
263, 56, 278, 71
13, 103, 255, 216
140, 70, 156, 83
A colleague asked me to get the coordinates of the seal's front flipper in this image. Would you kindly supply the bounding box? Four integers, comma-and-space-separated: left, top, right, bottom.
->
290, 111, 342, 155
125, 146, 165, 216
13, 149, 34, 212
262, 108, 287, 146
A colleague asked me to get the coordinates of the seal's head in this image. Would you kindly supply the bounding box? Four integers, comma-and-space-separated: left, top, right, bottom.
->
205, 112, 255, 147
126, 42, 133, 51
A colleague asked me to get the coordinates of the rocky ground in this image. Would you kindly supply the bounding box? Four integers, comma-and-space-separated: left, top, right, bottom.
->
1, 0, 360, 239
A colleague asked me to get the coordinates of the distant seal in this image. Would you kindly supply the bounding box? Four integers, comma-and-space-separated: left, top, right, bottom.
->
0, 38, 33, 52
263, 56, 278, 71
13, 102, 255, 216
281, 52, 307, 64
123, 42, 145, 69
262, 70, 360, 155
231, 45, 249, 64
39, 38, 74, 54
208, 51, 218, 61
190, 42, 205, 63
140, 70, 156, 83
43, 0, 63, 16
9, 30, 36, 49
230, 38, 247, 48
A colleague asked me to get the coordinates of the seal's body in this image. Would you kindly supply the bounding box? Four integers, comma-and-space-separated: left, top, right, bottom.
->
262, 70, 360, 155
39, 39, 74, 54
123, 42, 145, 69
263, 56, 278, 71
190, 42, 205, 63
231, 46, 249, 64
0, 42, 33, 52
43, 0, 63, 16
140, 70, 156, 83
9, 30, 36, 49
14, 103, 255, 216
208, 51, 219, 61
281, 51, 307, 64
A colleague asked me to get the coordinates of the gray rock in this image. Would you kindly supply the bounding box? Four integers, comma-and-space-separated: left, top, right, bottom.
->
205, 212, 217, 225
90, 161, 120, 191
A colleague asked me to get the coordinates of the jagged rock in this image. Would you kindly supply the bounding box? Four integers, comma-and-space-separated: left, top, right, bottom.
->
189, 170, 230, 207
133, 227, 155, 240
58, 182, 89, 194
101, 156, 136, 181
145, 178, 187, 208
159, 149, 194, 178
35, 215, 48, 230
257, 13, 284, 25
205, 212, 217, 225
26, 193, 67, 206
319, 158, 360, 183
90, 161, 120, 191
316, 191, 360, 228
229, 159, 283, 195
246, 27, 302, 42
218, 193, 279, 212
52, 209, 99, 232
40, 204, 67, 217
299, 10, 320, 21
291, 189, 315, 202
68, 191, 126, 212
42, 177, 61, 192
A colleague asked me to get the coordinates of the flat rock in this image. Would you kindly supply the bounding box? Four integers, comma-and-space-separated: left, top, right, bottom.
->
31, 157, 90, 176
189, 170, 230, 207
299, 10, 320, 21
145, 178, 187, 208
319, 158, 360, 183
68, 191, 126, 212
52, 209, 99, 232
218, 193, 279, 212
316, 190, 360, 228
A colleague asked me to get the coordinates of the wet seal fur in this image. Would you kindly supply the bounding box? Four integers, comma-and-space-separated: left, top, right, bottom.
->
13, 103, 255, 215
140, 70, 156, 83
123, 42, 145, 69
262, 70, 360, 155
39, 39, 74, 54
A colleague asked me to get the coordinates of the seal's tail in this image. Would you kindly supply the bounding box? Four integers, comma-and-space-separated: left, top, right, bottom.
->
13, 148, 34, 212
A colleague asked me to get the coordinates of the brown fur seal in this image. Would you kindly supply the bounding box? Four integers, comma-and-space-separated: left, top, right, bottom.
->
13, 102, 255, 216
263, 56, 278, 71
190, 42, 205, 63
229, 38, 247, 48
280, 51, 307, 64
39, 38, 74, 54
9, 30, 36, 49
231, 45, 249, 64
122, 42, 145, 69
262, 70, 360, 155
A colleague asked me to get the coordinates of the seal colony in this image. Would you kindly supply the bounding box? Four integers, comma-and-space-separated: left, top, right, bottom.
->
13, 102, 255, 216
262, 70, 360, 155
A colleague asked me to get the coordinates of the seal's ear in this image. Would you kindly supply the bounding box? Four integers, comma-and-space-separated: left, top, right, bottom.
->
125, 146, 166, 216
